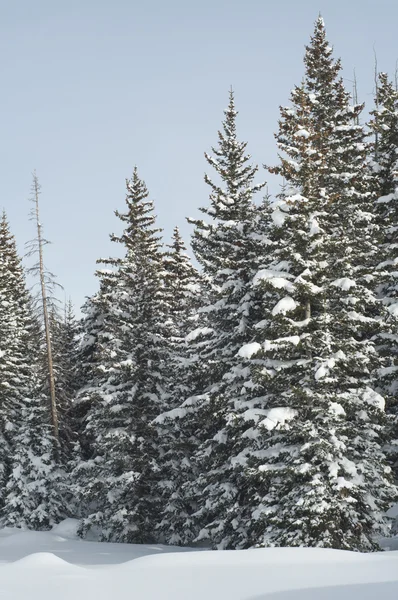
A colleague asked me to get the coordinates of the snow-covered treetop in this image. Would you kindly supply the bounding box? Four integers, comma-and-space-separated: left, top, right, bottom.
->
203, 89, 266, 222
369, 72, 398, 197
304, 16, 341, 94
110, 166, 163, 259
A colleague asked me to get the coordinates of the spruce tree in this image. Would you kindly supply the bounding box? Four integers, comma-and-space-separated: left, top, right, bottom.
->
75, 168, 172, 543
368, 72, 398, 493
3, 381, 67, 530
158, 91, 267, 546
369, 73, 398, 396
70, 290, 107, 482
155, 226, 204, 544
228, 17, 396, 551
0, 213, 31, 508
50, 300, 80, 459
0, 214, 65, 529
163, 226, 202, 339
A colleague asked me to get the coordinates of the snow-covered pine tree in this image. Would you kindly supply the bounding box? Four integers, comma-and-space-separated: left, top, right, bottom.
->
70, 290, 107, 484
75, 168, 172, 543
368, 72, 398, 491
230, 16, 396, 551
155, 226, 205, 544
0, 214, 66, 529
369, 73, 398, 397
157, 90, 269, 546
3, 376, 67, 529
163, 226, 202, 339
0, 212, 31, 507
161, 225, 204, 410
50, 300, 80, 460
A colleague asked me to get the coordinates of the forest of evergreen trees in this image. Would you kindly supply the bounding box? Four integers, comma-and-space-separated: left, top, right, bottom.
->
2, 17, 398, 552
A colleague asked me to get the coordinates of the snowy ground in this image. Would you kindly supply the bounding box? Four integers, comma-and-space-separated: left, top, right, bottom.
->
1, 520, 398, 599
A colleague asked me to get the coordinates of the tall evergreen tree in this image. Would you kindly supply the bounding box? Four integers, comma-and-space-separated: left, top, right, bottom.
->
369, 73, 398, 397
0, 214, 65, 529
368, 72, 398, 491
226, 17, 396, 551
75, 168, 172, 543
0, 213, 31, 508
158, 91, 268, 546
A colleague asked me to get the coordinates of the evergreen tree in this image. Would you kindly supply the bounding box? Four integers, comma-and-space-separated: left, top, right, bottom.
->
163, 226, 202, 339
155, 226, 204, 543
75, 168, 172, 543
158, 90, 267, 546
0, 214, 65, 529
0, 213, 31, 508
368, 72, 398, 493
50, 300, 80, 459
3, 382, 67, 530
369, 73, 398, 397
227, 17, 396, 551
70, 290, 107, 483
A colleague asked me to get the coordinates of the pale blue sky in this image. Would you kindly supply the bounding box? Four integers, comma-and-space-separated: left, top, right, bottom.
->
1, 0, 397, 311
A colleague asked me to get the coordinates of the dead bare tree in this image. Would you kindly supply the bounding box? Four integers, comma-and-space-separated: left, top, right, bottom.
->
352, 69, 359, 125
373, 48, 379, 159
26, 172, 60, 449
343, 71, 359, 124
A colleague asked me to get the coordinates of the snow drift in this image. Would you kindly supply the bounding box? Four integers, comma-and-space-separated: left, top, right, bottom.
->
0, 520, 397, 600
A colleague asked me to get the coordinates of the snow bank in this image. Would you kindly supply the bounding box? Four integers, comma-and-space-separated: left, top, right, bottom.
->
0, 524, 397, 600
0, 520, 187, 566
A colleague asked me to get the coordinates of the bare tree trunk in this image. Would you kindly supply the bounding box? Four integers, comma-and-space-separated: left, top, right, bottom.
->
352, 69, 359, 126
374, 49, 379, 160
32, 174, 59, 445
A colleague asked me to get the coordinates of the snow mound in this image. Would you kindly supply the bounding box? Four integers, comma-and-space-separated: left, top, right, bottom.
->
0, 530, 48, 547
111, 547, 398, 600
7, 551, 72, 568
0, 528, 397, 599
51, 518, 80, 539
0, 524, 188, 566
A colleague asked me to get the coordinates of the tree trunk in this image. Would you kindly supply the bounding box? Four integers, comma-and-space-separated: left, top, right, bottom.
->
32, 175, 59, 447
